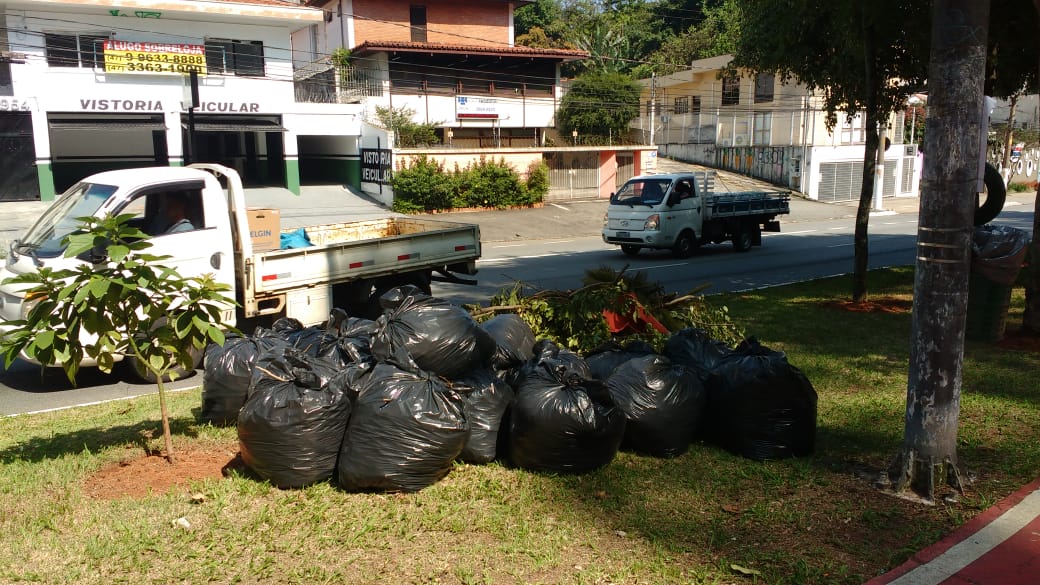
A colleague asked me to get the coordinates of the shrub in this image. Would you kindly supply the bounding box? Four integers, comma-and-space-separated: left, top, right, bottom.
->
391, 156, 454, 212
459, 157, 524, 209
523, 160, 550, 205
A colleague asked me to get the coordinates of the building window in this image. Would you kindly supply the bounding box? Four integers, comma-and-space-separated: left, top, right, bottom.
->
721, 76, 740, 106
410, 5, 428, 43
754, 72, 775, 103
840, 114, 866, 144
753, 112, 771, 145
646, 99, 662, 116
674, 96, 689, 115
205, 40, 265, 77
45, 33, 107, 68
691, 96, 701, 114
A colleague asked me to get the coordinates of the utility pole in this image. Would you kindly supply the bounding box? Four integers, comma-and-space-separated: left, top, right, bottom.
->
648, 72, 656, 146
873, 120, 887, 211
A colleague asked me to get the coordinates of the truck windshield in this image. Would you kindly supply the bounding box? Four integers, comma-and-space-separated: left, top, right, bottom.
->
611, 178, 672, 206
17, 182, 118, 259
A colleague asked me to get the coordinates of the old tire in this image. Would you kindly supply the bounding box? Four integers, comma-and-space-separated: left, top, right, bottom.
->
621, 244, 641, 256
127, 345, 203, 384
975, 163, 1006, 226
672, 230, 698, 259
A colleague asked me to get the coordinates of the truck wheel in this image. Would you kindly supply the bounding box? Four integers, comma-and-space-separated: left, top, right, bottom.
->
732, 223, 755, 252
621, 244, 641, 256
975, 163, 1006, 226
672, 230, 698, 259
361, 272, 433, 319
126, 345, 203, 384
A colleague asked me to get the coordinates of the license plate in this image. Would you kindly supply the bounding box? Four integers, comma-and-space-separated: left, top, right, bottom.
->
616, 231, 630, 238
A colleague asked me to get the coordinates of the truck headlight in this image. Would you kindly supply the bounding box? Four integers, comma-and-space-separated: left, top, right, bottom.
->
644, 214, 660, 231
603, 212, 609, 227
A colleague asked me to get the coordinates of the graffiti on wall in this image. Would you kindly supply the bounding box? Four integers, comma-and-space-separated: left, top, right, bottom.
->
714, 145, 792, 186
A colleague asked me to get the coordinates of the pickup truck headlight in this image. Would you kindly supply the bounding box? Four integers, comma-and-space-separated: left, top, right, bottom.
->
644, 214, 660, 231
603, 212, 609, 227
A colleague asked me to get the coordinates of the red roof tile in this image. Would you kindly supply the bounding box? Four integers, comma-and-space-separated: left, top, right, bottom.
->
353, 40, 588, 61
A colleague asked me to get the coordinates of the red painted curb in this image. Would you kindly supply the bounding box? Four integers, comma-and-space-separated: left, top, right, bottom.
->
864, 477, 1040, 585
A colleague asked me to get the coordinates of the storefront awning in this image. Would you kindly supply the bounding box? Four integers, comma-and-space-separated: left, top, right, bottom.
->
183, 118, 286, 133
48, 120, 167, 132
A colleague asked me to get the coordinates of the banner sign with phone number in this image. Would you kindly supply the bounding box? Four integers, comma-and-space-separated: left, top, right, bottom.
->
103, 40, 206, 75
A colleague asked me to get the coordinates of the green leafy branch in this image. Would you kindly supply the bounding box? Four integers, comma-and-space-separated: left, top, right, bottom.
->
0, 213, 235, 462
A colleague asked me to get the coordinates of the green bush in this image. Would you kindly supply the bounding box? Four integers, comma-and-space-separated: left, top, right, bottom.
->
390, 155, 454, 212
458, 157, 524, 209
522, 160, 550, 205
394, 156, 545, 212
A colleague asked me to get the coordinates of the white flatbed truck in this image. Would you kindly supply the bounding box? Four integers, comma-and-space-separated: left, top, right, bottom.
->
0, 164, 481, 375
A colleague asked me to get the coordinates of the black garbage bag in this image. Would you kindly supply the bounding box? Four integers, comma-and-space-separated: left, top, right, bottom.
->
267, 317, 328, 356
585, 340, 657, 381
606, 354, 705, 457
480, 314, 536, 370
701, 338, 817, 461
508, 341, 626, 474
513, 339, 592, 381
318, 308, 379, 366
971, 224, 1030, 286
663, 328, 734, 382
371, 285, 496, 379
338, 362, 468, 492
237, 350, 352, 488
199, 333, 291, 426
449, 369, 515, 464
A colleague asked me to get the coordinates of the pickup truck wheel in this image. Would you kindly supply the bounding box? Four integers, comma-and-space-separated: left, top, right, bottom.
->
126, 345, 203, 384
732, 224, 755, 253
621, 244, 641, 256
672, 230, 698, 259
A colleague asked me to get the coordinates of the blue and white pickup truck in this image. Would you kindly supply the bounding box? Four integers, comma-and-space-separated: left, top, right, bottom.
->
602, 171, 790, 257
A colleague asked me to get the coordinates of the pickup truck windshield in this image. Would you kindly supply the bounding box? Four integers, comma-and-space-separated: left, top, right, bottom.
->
611, 178, 672, 206
18, 182, 118, 258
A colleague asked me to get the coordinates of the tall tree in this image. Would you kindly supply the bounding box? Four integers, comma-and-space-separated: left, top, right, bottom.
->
889, 0, 991, 502
732, 0, 931, 302
557, 70, 642, 139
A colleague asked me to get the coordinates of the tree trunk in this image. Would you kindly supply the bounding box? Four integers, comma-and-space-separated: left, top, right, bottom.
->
888, 0, 990, 503
157, 377, 176, 464
999, 93, 1019, 185
1024, 0, 1040, 334
853, 12, 880, 303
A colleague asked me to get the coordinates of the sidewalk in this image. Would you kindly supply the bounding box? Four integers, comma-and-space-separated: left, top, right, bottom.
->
865, 478, 1040, 585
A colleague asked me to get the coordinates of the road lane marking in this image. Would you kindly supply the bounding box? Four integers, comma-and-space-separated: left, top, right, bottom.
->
828, 243, 854, 248
550, 203, 571, 211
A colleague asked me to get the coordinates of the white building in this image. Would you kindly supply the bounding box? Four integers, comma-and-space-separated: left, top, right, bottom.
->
0, 0, 364, 201
636, 55, 922, 203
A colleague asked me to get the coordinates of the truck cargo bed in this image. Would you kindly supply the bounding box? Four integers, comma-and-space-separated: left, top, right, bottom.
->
244, 217, 481, 294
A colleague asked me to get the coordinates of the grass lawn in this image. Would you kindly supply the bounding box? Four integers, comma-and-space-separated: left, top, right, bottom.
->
2, 266, 1038, 585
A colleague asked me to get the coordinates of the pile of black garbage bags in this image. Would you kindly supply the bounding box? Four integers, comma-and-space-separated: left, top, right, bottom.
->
200, 285, 818, 492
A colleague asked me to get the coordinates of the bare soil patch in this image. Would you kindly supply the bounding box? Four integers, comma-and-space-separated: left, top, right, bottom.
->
82, 440, 242, 499
821, 296, 913, 314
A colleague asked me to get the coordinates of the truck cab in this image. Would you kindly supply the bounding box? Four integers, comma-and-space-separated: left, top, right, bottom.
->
603, 173, 704, 258
0, 167, 241, 372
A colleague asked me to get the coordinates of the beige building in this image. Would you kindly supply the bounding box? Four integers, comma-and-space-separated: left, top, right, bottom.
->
634, 55, 921, 203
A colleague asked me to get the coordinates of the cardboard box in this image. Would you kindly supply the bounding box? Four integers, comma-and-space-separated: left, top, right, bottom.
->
246, 208, 281, 252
